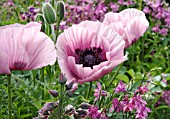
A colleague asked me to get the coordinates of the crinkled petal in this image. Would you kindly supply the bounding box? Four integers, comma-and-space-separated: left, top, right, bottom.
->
0, 22, 56, 73
0, 50, 10, 74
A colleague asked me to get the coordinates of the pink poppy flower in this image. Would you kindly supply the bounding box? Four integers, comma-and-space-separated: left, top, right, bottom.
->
103, 8, 149, 48
0, 22, 57, 74
56, 20, 126, 84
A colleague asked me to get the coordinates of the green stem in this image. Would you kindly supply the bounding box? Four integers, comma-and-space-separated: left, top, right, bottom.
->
108, 64, 122, 87
40, 68, 44, 100
141, 34, 146, 62
50, 24, 56, 42
7, 74, 12, 119
55, 20, 61, 42
86, 82, 92, 99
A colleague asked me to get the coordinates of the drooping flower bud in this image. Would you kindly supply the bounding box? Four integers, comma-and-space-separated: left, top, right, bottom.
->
55, 0, 65, 20
48, 90, 58, 97
59, 73, 67, 84
42, 3, 56, 24
65, 104, 75, 115
79, 103, 91, 109
65, 81, 74, 90
76, 108, 87, 118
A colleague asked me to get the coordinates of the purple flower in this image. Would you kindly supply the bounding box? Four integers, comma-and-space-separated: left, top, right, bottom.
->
100, 110, 108, 119
87, 106, 101, 119
143, 6, 151, 14
114, 80, 126, 93
136, 105, 152, 119
136, 86, 148, 94
162, 90, 170, 106
94, 82, 107, 102
110, 3, 119, 12
29, 7, 35, 13
159, 28, 168, 36
130, 95, 147, 108
152, 25, 160, 32
110, 98, 123, 112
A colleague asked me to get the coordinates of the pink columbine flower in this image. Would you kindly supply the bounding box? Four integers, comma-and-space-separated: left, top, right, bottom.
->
56, 20, 126, 84
103, 8, 149, 48
136, 105, 152, 119
94, 82, 107, 102
87, 105, 101, 119
136, 86, 148, 95
110, 98, 123, 113
114, 80, 126, 93
0, 22, 56, 74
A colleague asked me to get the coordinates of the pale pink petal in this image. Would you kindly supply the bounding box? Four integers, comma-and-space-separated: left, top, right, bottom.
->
97, 82, 102, 90
0, 50, 10, 74
123, 16, 149, 48
103, 8, 149, 48
103, 12, 123, 25
26, 32, 56, 69
0, 22, 56, 73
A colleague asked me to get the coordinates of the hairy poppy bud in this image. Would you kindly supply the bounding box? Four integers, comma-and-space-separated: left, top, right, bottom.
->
42, 3, 56, 24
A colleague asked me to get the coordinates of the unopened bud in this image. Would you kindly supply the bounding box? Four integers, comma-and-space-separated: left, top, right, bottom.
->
65, 81, 74, 90
79, 103, 91, 109
48, 90, 58, 97
42, 3, 56, 24
59, 73, 67, 84
76, 108, 87, 118
35, 14, 46, 32
55, 0, 65, 20
65, 104, 75, 115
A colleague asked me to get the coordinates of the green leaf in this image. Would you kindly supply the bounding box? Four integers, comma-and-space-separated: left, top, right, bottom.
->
20, 114, 32, 118
153, 75, 161, 82
135, 72, 143, 80
155, 105, 170, 111
127, 69, 135, 78
116, 74, 129, 83
151, 86, 162, 93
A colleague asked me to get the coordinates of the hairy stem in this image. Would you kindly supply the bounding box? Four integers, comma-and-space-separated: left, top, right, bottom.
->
7, 74, 12, 119
86, 82, 92, 99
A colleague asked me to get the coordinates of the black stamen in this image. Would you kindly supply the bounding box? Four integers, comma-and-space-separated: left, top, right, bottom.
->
75, 47, 106, 69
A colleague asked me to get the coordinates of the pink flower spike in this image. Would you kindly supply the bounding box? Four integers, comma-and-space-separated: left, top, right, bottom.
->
94, 82, 107, 102
114, 80, 126, 93
0, 22, 57, 74
103, 8, 149, 48
56, 20, 126, 84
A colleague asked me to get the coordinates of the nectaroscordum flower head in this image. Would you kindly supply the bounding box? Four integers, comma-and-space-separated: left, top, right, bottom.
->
0, 22, 57, 74
56, 20, 126, 84
103, 8, 149, 48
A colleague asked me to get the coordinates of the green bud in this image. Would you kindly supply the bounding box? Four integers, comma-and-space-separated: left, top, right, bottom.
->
42, 3, 56, 24
35, 14, 46, 32
55, 1, 65, 20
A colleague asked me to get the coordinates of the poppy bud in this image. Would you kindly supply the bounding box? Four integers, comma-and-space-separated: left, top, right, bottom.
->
42, 3, 56, 24
65, 81, 74, 90
55, 0, 65, 20
59, 73, 67, 84
35, 14, 46, 32
79, 103, 91, 109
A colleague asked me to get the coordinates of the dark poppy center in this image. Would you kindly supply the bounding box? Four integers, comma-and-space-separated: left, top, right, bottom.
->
75, 47, 106, 69
11, 61, 27, 70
